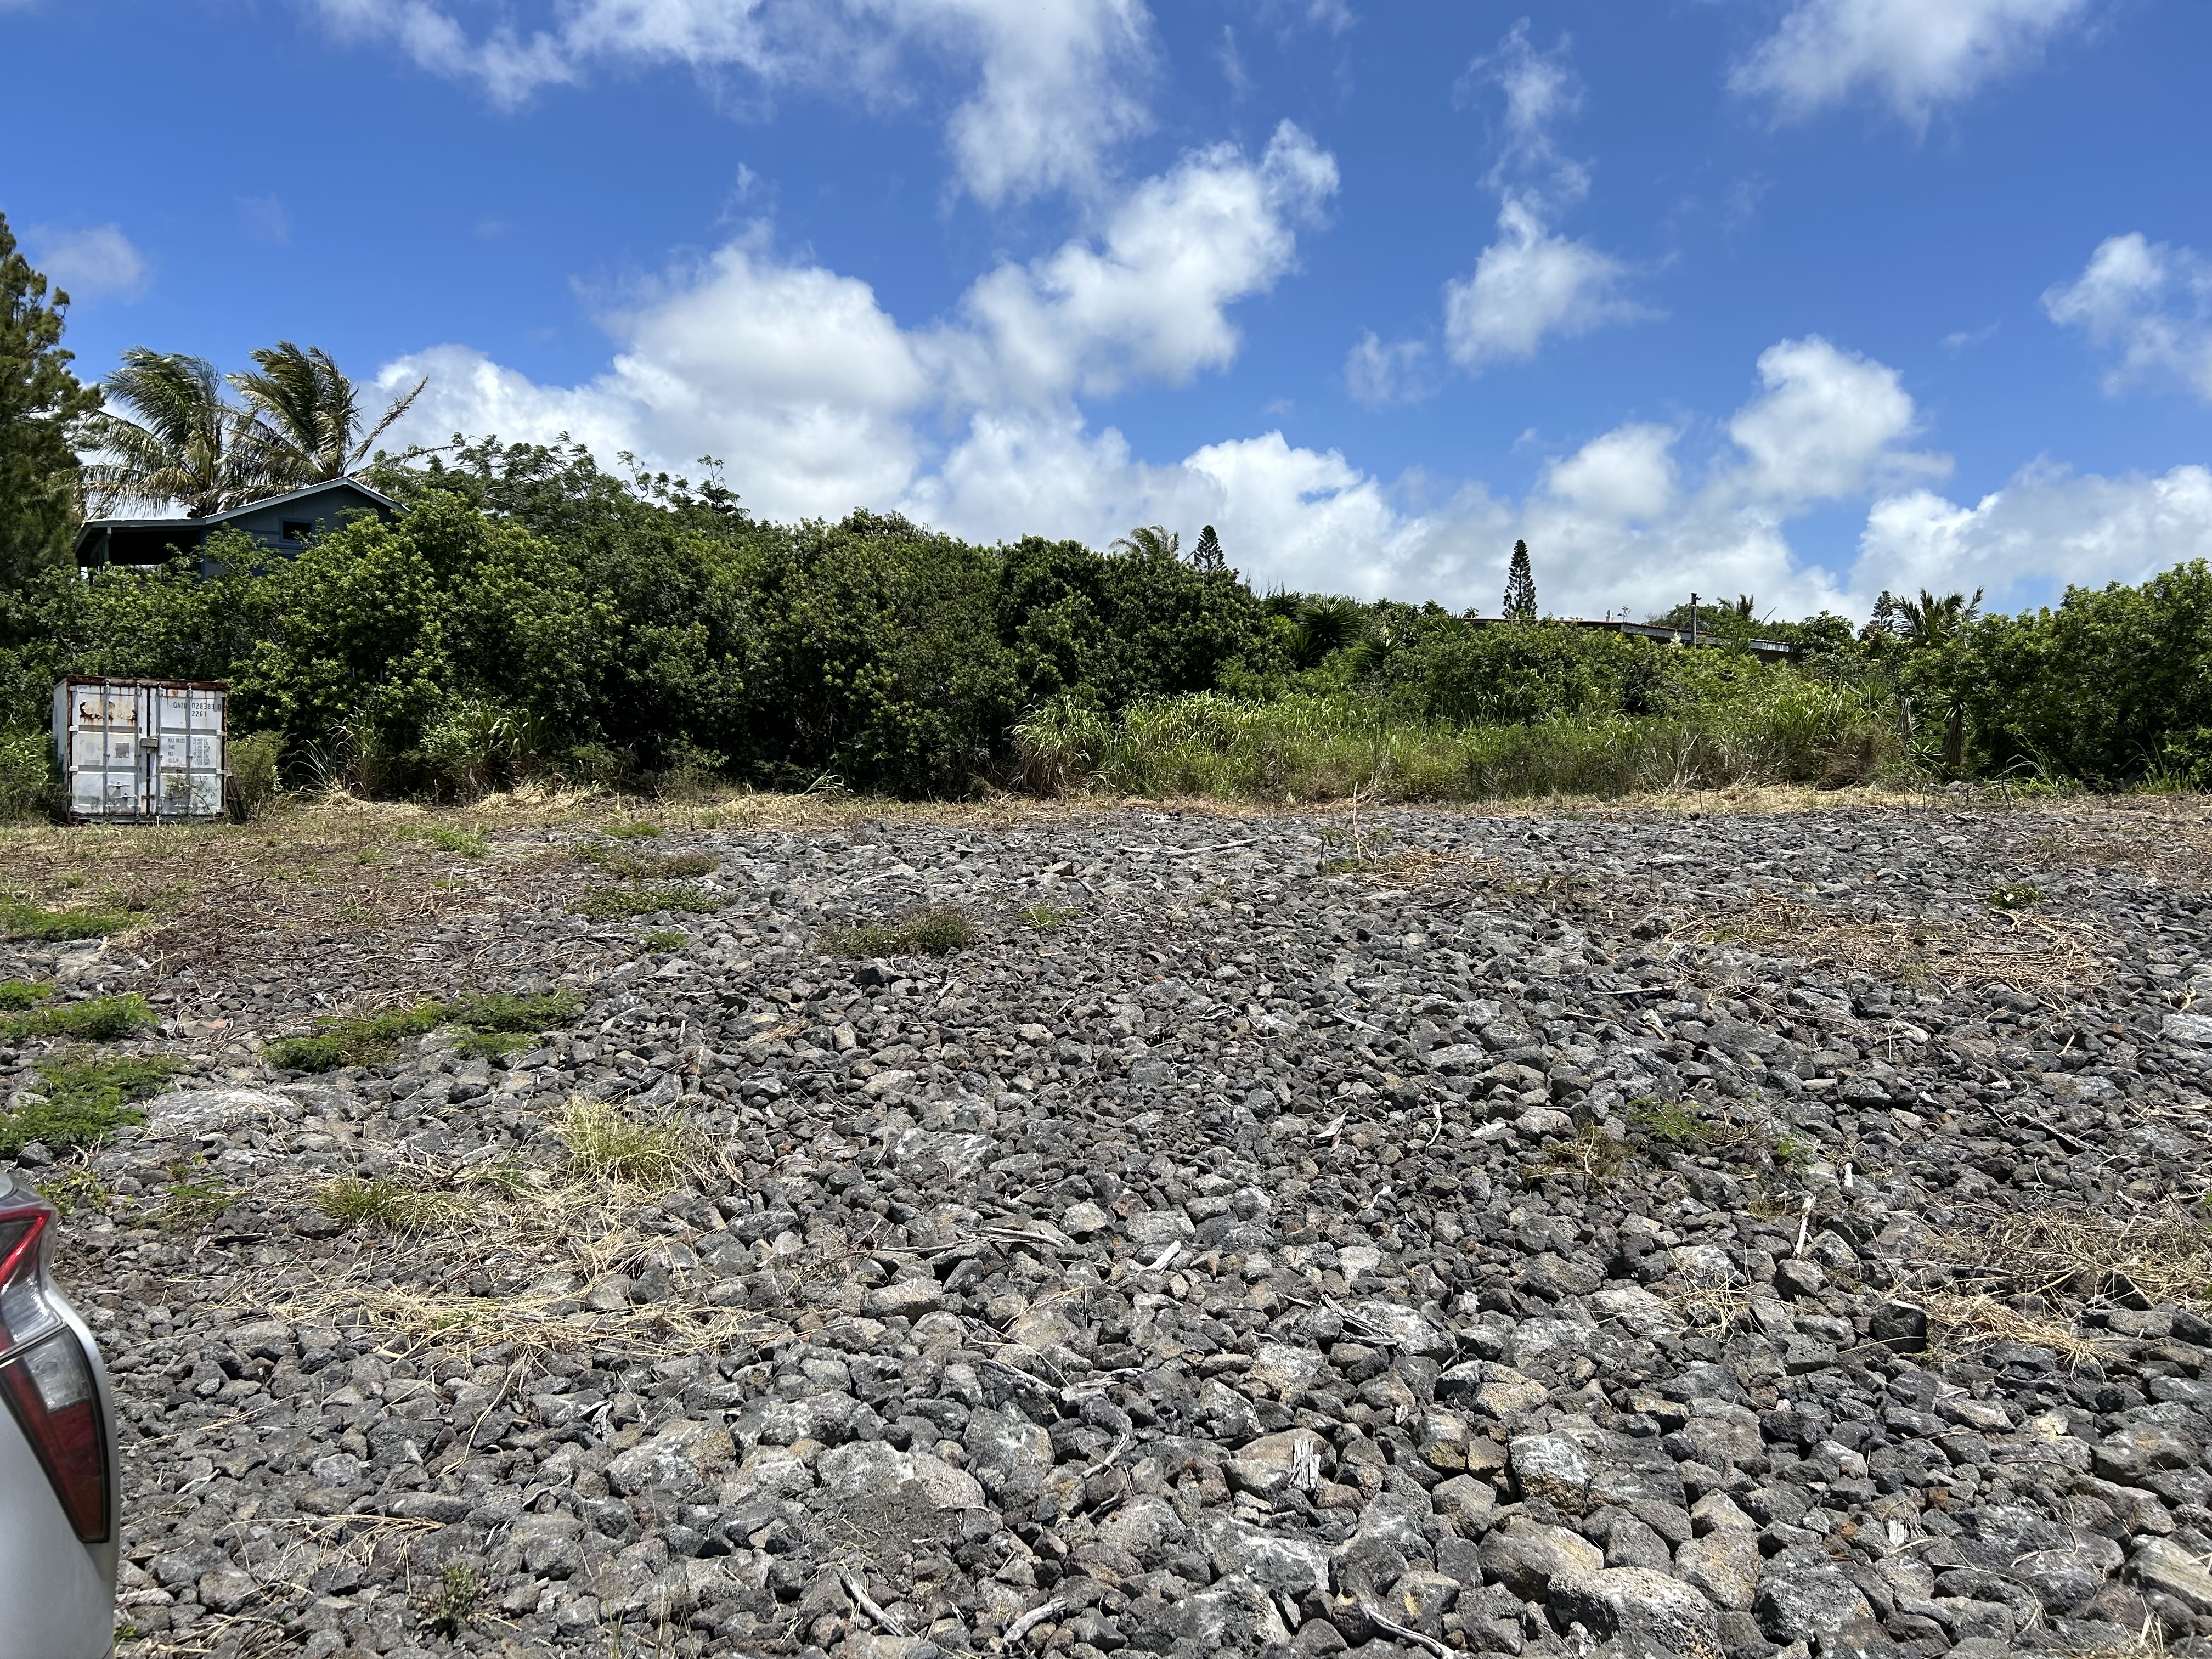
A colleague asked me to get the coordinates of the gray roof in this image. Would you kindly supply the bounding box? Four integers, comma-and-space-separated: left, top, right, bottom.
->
76, 477, 400, 556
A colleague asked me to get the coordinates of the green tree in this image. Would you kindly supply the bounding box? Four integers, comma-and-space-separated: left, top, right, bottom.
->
77, 349, 262, 517
1897, 586, 1983, 647
1502, 539, 1536, 619
1111, 524, 1178, 560
1190, 524, 1224, 573
0, 214, 101, 588
230, 342, 426, 488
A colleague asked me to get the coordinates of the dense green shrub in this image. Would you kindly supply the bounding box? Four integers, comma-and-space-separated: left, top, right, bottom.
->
227, 730, 284, 819
0, 727, 52, 820
4, 429, 2207, 801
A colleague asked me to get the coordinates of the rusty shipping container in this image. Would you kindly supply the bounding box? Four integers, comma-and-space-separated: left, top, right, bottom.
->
51, 677, 229, 822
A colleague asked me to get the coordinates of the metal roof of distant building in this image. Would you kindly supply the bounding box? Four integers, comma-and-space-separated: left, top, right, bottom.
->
76, 476, 400, 534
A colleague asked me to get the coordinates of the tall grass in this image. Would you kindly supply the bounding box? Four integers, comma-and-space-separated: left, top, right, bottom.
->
1013, 679, 1897, 803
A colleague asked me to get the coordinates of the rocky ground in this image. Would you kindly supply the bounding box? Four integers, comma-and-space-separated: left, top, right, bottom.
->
5, 793, 2212, 1659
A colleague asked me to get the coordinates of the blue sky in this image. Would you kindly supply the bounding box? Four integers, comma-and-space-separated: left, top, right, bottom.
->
7, 0, 2211, 620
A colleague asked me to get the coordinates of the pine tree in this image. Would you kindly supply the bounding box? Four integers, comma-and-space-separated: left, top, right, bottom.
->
1190, 523, 1224, 573
0, 213, 101, 588
1502, 539, 1537, 619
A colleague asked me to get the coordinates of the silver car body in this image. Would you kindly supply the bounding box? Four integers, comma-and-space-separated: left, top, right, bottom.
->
0, 1173, 119, 1658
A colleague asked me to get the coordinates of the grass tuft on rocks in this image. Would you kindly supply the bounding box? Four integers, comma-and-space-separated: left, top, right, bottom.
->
0, 992, 157, 1043
267, 990, 582, 1071
0, 898, 144, 941
1020, 902, 1081, 932
555, 1097, 687, 1186
0, 1054, 182, 1155
317, 1176, 452, 1233
0, 979, 49, 1011
822, 905, 977, 957
264, 1002, 446, 1072
572, 882, 726, 919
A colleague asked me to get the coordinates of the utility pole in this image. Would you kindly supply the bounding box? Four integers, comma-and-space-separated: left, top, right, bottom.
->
1689, 592, 1700, 648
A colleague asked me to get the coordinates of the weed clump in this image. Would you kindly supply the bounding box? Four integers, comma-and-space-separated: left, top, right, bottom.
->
266, 990, 581, 1072
555, 1097, 687, 1185
640, 929, 689, 951
823, 906, 977, 957
424, 1562, 483, 1639
0, 1054, 183, 1155
420, 827, 489, 857
1987, 881, 2042, 910
159, 1176, 233, 1232
575, 843, 716, 879
0, 980, 49, 1011
37, 1169, 110, 1216
573, 883, 726, 920
0, 993, 157, 1043
0, 899, 144, 942
264, 1002, 445, 1072
447, 990, 583, 1059
1020, 902, 1081, 933
602, 821, 662, 840
317, 1176, 450, 1233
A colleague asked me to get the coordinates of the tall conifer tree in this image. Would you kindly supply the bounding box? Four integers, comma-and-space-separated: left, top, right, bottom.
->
1502, 539, 1537, 619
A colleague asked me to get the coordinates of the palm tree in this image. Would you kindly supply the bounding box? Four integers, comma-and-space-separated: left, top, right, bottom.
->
1897, 586, 1984, 646
1111, 524, 1178, 560
77, 349, 262, 517
231, 341, 425, 488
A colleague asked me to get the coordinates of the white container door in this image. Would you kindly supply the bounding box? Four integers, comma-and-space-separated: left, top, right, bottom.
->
64, 682, 148, 819
150, 685, 225, 818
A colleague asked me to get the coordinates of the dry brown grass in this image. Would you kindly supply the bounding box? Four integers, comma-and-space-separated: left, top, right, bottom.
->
1919, 1292, 2116, 1368
1679, 891, 2114, 991
2022, 798, 2212, 895
1935, 1204, 2212, 1309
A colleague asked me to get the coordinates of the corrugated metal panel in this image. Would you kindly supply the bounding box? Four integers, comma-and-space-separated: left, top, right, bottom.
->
50, 678, 228, 822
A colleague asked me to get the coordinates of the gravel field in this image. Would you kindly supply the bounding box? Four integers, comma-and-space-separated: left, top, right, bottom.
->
6, 794, 2212, 1659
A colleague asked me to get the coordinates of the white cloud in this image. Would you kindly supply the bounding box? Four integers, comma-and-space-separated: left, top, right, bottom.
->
1854, 462, 2212, 602
1544, 424, 1678, 521
309, 0, 1152, 205
1726, 335, 1948, 503
1443, 196, 1640, 369
25, 223, 150, 301
946, 122, 1335, 404
1343, 331, 1434, 408
381, 128, 1330, 523
2043, 232, 2212, 401
1432, 24, 1644, 374
1731, 0, 2095, 126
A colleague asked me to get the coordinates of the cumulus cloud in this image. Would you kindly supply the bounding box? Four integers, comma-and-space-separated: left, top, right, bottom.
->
1854, 462, 2212, 602
1726, 335, 1949, 503
1435, 24, 1645, 373
945, 122, 1335, 404
381, 127, 1331, 523
2043, 232, 2212, 401
1443, 197, 1640, 369
1731, 0, 2096, 126
1343, 331, 1435, 408
25, 223, 150, 301
385, 223, 2157, 625
309, 0, 1152, 205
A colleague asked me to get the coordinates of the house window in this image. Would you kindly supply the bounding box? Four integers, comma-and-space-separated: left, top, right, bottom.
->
280, 520, 313, 543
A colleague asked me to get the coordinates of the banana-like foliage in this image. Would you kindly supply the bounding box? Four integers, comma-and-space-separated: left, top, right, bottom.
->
230, 341, 425, 489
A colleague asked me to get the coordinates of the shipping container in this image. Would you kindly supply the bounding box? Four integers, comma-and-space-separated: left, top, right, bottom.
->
51, 677, 229, 822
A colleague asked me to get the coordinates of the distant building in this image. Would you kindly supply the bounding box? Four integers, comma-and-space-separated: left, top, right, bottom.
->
73, 478, 400, 575
1463, 614, 1797, 664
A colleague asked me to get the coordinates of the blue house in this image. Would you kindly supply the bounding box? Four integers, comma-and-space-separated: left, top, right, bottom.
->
74, 477, 400, 574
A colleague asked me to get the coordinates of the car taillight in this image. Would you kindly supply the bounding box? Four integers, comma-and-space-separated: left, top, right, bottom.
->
0, 1205, 109, 1542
